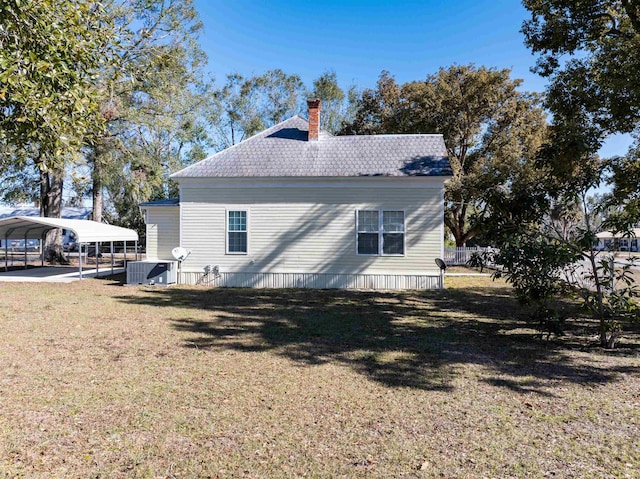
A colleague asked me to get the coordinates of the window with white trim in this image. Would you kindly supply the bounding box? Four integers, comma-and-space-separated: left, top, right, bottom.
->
227, 210, 247, 254
356, 210, 405, 255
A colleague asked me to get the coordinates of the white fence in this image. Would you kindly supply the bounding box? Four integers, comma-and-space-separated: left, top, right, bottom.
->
443, 246, 494, 266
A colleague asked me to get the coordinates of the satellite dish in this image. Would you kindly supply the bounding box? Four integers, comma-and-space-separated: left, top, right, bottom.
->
435, 257, 447, 271
171, 247, 190, 262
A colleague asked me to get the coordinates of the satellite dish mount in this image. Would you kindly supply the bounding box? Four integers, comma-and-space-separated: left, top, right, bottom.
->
171, 247, 191, 284
435, 257, 446, 290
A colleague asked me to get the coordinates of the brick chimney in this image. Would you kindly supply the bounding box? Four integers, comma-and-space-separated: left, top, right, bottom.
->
307, 98, 321, 141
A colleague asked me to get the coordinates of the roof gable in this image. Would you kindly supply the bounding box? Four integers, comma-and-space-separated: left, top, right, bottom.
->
172, 115, 451, 179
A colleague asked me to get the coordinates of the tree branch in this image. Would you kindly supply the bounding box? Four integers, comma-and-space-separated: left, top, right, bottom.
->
621, 0, 640, 34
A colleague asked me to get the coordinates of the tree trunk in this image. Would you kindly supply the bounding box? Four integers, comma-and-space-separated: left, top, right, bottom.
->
445, 211, 474, 247
445, 200, 476, 247
40, 166, 67, 264
92, 160, 104, 223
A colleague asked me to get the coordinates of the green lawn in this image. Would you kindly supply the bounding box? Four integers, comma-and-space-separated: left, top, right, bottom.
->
0, 276, 638, 478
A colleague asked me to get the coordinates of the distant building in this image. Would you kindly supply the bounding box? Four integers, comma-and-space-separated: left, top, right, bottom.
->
596, 228, 640, 252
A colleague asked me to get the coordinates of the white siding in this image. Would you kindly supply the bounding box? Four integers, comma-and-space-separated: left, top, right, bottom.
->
178, 179, 444, 286
145, 207, 180, 260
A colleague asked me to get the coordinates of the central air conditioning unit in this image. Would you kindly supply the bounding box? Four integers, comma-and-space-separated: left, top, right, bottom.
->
127, 260, 178, 286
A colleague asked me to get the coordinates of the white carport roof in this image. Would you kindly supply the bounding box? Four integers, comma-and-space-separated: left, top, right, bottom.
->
0, 216, 138, 243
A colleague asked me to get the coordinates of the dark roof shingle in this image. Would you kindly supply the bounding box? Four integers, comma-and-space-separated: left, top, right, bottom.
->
139, 198, 180, 207
172, 116, 451, 178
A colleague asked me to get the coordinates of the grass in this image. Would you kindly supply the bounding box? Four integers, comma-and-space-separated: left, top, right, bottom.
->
0, 275, 638, 478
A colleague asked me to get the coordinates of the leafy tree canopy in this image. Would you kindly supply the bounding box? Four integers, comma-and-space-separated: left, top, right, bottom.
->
0, 0, 112, 166
522, 0, 640, 136
209, 69, 356, 147
89, 0, 211, 229
310, 70, 354, 134
523, 1, 640, 231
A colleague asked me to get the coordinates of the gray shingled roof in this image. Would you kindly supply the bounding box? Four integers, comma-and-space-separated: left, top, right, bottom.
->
172, 115, 451, 178
139, 198, 180, 207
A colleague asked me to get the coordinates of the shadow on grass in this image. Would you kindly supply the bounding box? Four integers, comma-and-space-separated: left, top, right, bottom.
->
114, 286, 637, 393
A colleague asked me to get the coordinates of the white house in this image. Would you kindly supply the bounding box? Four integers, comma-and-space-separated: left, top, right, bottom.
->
596, 228, 640, 252
141, 100, 452, 289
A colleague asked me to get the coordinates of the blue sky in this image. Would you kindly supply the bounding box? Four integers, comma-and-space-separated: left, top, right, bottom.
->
194, 0, 544, 91
192, 0, 630, 158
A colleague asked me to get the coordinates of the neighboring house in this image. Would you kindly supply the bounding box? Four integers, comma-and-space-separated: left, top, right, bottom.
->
141, 99, 452, 289
0, 205, 92, 249
596, 228, 640, 252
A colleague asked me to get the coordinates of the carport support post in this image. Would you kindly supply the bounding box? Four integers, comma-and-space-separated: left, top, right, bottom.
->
135, 241, 138, 261
78, 243, 83, 280
95, 242, 99, 277
124, 241, 127, 263
110, 241, 114, 276
4, 237, 7, 272
24, 233, 27, 270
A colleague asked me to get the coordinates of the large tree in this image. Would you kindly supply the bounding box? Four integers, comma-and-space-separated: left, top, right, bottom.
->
249, 69, 305, 125
88, 0, 210, 226
482, 124, 640, 348
310, 70, 357, 134
605, 140, 640, 229
0, 0, 109, 161
481, 2, 640, 347
341, 66, 548, 246
209, 69, 308, 151
0, 0, 112, 260
522, 0, 640, 136
209, 73, 265, 150
522, 0, 640, 229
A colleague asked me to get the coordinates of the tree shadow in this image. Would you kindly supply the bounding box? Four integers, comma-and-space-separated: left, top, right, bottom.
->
115, 286, 638, 393
400, 155, 452, 176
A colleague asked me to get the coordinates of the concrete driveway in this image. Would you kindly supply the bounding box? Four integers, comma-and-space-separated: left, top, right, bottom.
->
0, 266, 124, 283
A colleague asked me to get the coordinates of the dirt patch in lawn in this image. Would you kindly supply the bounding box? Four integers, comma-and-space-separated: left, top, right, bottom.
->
0, 277, 638, 478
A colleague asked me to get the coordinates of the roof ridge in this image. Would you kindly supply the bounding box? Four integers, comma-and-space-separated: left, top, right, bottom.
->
171, 116, 309, 178
334, 133, 443, 139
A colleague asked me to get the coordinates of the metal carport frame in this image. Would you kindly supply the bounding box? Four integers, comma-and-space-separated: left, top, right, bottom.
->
0, 216, 139, 279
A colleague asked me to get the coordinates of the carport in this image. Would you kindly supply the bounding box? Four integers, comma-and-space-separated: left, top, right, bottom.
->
0, 216, 139, 279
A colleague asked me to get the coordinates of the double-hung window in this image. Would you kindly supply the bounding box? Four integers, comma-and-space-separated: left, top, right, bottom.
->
356, 210, 405, 255
227, 210, 247, 254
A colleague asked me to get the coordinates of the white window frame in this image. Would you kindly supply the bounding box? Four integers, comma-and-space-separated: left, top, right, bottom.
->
355, 210, 406, 257
226, 208, 248, 255
356, 210, 380, 256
